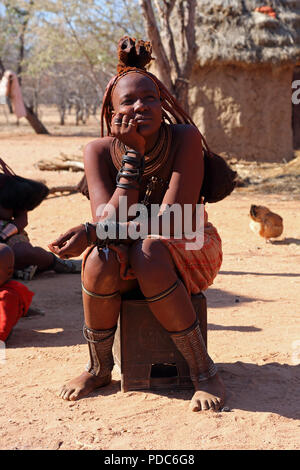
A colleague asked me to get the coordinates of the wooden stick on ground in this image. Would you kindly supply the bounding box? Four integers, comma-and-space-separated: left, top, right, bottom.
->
48, 185, 78, 194
36, 160, 84, 171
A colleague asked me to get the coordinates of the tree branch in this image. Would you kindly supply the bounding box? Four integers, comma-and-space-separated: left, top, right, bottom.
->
157, 0, 180, 78
0, 58, 5, 76
139, 0, 173, 90
62, 11, 105, 94
181, 0, 197, 78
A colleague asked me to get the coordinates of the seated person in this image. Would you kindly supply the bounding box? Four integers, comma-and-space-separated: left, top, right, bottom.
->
0, 160, 80, 276
0, 243, 34, 342
0, 243, 14, 286
49, 37, 226, 412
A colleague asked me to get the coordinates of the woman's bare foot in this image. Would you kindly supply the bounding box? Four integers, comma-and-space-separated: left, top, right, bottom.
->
190, 372, 226, 412
59, 371, 111, 401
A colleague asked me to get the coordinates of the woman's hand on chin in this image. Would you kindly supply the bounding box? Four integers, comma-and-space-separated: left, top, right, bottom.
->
111, 113, 145, 155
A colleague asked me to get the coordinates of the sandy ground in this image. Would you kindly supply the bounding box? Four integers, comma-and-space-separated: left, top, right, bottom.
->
0, 109, 299, 450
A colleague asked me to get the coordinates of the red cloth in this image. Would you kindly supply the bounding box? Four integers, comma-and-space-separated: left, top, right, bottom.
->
107, 223, 222, 295
0, 280, 34, 342
82, 210, 222, 296
255, 6, 276, 18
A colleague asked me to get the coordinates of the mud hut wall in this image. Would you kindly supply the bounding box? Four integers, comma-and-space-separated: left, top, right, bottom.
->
292, 65, 300, 149
189, 63, 294, 162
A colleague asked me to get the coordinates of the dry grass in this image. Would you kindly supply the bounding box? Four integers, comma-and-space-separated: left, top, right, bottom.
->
230, 150, 300, 197
196, 0, 300, 65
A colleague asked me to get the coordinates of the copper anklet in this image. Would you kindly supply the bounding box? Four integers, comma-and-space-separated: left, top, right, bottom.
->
81, 282, 120, 299
145, 280, 179, 303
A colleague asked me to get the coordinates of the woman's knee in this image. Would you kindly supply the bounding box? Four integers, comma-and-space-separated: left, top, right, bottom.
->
83, 246, 120, 292
11, 242, 34, 263
129, 238, 174, 277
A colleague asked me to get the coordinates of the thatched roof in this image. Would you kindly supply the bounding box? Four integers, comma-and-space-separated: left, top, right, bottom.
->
195, 0, 300, 66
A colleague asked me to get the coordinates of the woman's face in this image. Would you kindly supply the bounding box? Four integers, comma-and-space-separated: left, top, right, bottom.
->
111, 73, 162, 139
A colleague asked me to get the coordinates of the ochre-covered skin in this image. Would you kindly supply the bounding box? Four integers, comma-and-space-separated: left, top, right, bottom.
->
50, 37, 225, 411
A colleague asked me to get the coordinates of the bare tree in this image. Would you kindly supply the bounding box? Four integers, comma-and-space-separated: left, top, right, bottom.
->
1, 0, 146, 127
2, 0, 49, 133
4, 0, 34, 85
139, 0, 197, 113
0, 58, 5, 76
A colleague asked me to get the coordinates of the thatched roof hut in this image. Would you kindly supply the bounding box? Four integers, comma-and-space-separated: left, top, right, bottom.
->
189, 0, 300, 161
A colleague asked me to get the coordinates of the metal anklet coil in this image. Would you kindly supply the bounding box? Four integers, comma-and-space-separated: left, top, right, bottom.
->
83, 324, 117, 377
170, 320, 217, 383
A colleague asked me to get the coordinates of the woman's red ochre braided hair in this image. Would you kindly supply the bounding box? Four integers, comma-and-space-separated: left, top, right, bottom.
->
100, 36, 196, 137
98, 36, 236, 204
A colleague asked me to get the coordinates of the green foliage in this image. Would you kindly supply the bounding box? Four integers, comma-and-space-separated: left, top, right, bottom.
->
0, 0, 145, 107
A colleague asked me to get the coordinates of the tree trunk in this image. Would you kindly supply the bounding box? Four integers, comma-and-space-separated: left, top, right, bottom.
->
0, 58, 5, 77
174, 77, 189, 114
25, 105, 49, 134
139, 0, 173, 91
140, 0, 197, 114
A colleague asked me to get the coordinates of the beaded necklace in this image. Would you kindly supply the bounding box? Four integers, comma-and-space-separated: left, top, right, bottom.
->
110, 123, 172, 207
111, 123, 172, 177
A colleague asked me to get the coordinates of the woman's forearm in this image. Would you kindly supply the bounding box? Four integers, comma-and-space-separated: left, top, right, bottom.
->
93, 150, 145, 223
87, 205, 200, 246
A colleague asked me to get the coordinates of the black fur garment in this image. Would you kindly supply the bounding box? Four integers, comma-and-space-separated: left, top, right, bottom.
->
0, 173, 49, 212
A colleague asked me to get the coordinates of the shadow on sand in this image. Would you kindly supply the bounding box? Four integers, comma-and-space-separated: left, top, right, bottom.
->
270, 237, 300, 246
130, 361, 300, 420
219, 270, 300, 277
6, 284, 265, 349
6, 275, 299, 420
84, 361, 300, 421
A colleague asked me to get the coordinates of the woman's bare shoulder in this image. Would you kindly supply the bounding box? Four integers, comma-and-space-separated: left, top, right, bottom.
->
84, 136, 114, 162
171, 124, 203, 165
171, 123, 202, 142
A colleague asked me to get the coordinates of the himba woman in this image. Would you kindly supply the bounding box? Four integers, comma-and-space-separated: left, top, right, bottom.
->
49, 37, 226, 412
0, 159, 81, 277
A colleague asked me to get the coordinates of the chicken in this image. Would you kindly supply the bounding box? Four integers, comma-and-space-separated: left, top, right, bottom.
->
249, 205, 283, 242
